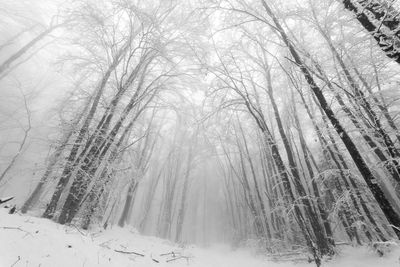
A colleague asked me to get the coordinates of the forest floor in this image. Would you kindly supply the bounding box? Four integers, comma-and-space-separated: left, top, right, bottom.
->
0, 208, 399, 267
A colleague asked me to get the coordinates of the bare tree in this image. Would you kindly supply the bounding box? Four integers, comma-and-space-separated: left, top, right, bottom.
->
340, 0, 400, 64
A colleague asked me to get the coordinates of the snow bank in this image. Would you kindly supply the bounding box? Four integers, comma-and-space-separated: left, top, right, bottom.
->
0, 209, 399, 267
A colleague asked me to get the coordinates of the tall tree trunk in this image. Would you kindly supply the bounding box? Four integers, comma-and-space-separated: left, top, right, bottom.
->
264, 65, 331, 255
57, 71, 154, 224
0, 23, 64, 77
341, 0, 400, 64
314, 96, 388, 241
22, 96, 90, 213
291, 96, 335, 247
347, 55, 400, 144
117, 181, 139, 227
43, 45, 128, 219
175, 137, 195, 242
260, 0, 400, 238
295, 86, 362, 243
310, 58, 400, 186
315, 21, 400, 163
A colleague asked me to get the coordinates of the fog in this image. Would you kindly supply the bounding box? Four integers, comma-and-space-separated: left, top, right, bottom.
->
1, 0, 400, 266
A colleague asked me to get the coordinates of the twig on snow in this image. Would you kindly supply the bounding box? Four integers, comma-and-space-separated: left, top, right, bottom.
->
166, 256, 191, 263
11, 256, 20, 267
0, 196, 14, 204
160, 251, 180, 257
114, 249, 145, 257
0, 226, 32, 236
70, 224, 87, 236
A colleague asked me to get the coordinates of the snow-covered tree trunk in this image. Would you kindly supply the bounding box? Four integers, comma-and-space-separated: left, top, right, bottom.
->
341, 0, 400, 64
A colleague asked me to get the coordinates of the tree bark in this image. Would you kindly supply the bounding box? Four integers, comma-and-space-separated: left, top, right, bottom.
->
341, 0, 400, 64
260, 0, 400, 238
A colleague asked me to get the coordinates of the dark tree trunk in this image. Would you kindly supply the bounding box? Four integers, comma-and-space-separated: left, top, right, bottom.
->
42, 45, 128, 219
292, 99, 335, 247
260, 0, 400, 238
341, 0, 400, 64
265, 67, 331, 255
0, 23, 64, 76
117, 182, 138, 227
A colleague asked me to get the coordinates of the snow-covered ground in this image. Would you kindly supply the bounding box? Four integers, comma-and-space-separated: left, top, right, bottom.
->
0, 209, 399, 267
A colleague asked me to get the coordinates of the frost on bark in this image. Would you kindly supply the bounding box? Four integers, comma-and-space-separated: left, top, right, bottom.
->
261, 0, 400, 240
341, 0, 400, 64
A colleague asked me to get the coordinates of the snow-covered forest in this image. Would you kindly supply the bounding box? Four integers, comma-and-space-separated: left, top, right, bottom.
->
1, 0, 400, 266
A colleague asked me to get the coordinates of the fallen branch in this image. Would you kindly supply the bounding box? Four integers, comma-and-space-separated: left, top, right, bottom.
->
114, 249, 145, 257
11, 256, 20, 267
0, 196, 14, 204
99, 240, 112, 249
166, 256, 190, 263
151, 253, 160, 263
0, 226, 32, 236
160, 251, 180, 257
166, 256, 183, 262
70, 224, 87, 236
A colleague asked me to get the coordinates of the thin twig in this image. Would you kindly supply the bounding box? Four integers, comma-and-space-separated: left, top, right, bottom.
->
0, 226, 32, 236
114, 249, 145, 257
10, 256, 20, 267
